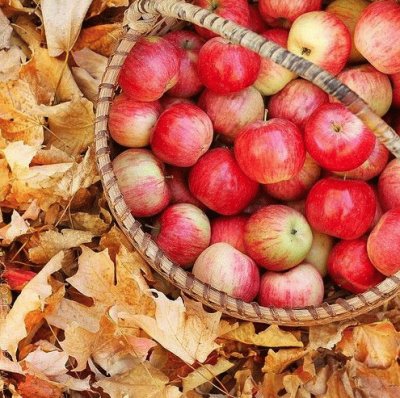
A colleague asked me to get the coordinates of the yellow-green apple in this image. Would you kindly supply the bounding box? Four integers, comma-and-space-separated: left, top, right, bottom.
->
329, 64, 393, 117
248, 3, 268, 33
165, 166, 205, 209
263, 154, 321, 201
164, 30, 205, 98
378, 159, 400, 211
189, 148, 259, 215
192, 242, 260, 302
193, 0, 250, 39
258, 263, 324, 308
328, 237, 384, 293
198, 87, 264, 141
268, 79, 328, 129
113, 149, 171, 217
334, 138, 389, 181
326, 0, 369, 63
258, 0, 322, 25
244, 205, 313, 271
287, 11, 351, 75
119, 36, 180, 102
108, 94, 162, 148
367, 208, 400, 276
305, 229, 334, 277
305, 177, 376, 240
197, 37, 261, 94
254, 29, 296, 96
391, 73, 400, 108
304, 103, 375, 172
210, 215, 248, 253
354, 0, 400, 74
152, 203, 210, 268
234, 119, 306, 184
150, 103, 213, 167
160, 96, 194, 110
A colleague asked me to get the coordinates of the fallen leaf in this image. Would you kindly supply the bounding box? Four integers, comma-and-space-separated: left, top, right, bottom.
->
118, 292, 221, 364
0, 251, 64, 358
3, 268, 36, 291
99, 225, 135, 261
320, 368, 355, 398
221, 323, 303, 348
72, 48, 107, 81
282, 374, 309, 398
17, 374, 63, 398
94, 361, 181, 398
71, 67, 99, 103
182, 358, 233, 393
0, 8, 12, 49
234, 369, 257, 398
260, 373, 285, 398
87, 0, 129, 18
74, 23, 123, 57
28, 229, 94, 264
0, 210, 29, 243
0, 158, 10, 200
41, 0, 93, 57
3, 141, 37, 173
0, 353, 23, 374
308, 320, 357, 350
32, 146, 73, 165
304, 366, 329, 396
336, 321, 400, 368
262, 349, 308, 374
0, 46, 26, 82
24, 348, 68, 377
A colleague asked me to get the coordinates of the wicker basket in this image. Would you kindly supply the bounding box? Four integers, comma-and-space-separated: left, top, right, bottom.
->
95, 0, 400, 326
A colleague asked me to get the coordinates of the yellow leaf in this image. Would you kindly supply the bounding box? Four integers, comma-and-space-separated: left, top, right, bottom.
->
320, 369, 355, 398
182, 358, 233, 393
221, 322, 303, 348
0, 251, 64, 358
262, 348, 307, 374
0, 210, 29, 243
336, 321, 400, 369
0, 46, 26, 82
87, 0, 129, 19
117, 292, 221, 364
3, 141, 37, 173
41, 0, 93, 57
32, 146, 73, 165
93, 361, 181, 398
261, 373, 286, 398
28, 229, 94, 264
71, 67, 99, 104
99, 225, 136, 261
72, 48, 107, 81
0, 158, 10, 200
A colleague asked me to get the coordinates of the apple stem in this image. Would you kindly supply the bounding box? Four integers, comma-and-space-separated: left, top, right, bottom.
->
145, 223, 158, 231
164, 175, 174, 179
263, 109, 268, 122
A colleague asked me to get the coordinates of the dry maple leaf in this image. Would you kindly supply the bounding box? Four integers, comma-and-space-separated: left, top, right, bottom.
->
117, 292, 221, 365
336, 321, 400, 368
40, 0, 93, 57
0, 251, 64, 358
221, 322, 303, 348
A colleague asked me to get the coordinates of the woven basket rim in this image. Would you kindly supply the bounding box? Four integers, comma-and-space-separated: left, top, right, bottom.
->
95, 0, 400, 326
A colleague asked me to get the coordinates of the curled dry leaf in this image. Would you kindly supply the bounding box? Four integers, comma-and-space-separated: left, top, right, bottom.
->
0, 251, 64, 358
32, 146, 73, 165
41, 0, 93, 57
336, 321, 400, 369
262, 348, 308, 374
320, 368, 355, 398
87, 0, 129, 19
221, 322, 303, 348
99, 225, 135, 261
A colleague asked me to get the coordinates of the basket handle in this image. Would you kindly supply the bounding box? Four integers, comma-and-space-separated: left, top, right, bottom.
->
126, 0, 400, 157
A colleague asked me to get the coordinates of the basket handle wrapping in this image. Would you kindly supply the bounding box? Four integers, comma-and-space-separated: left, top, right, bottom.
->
95, 0, 400, 326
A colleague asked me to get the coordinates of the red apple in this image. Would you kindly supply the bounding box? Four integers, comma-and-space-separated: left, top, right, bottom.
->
391, 73, 400, 108
119, 36, 180, 102
243, 192, 278, 215
197, 37, 261, 95
210, 215, 248, 253
287, 11, 351, 75
160, 96, 194, 110
328, 238, 384, 294
164, 30, 205, 98
334, 138, 389, 181
378, 159, 400, 212
326, 0, 369, 63
354, 0, 400, 74
150, 103, 213, 167
369, 186, 383, 232
304, 103, 375, 172
234, 119, 306, 184
285, 199, 306, 216
188, 148, 259, 215
193, 0, 250, 39
258, 0, 322, 24
192, 242, 260, 302
263, 154, 321, 201
258, 263, 324, 308
305, 177, 376, 240
329, 64, 393, 117
108, 94, 162, 148
253, 29, 296, 96
198, 87, 264, 141
152, 203, 210, 268
165, 166, 205, 209
248, 3, 268, 33
367, 208, 400, 276
305, 229, 334, 277
113, 149, 171, 217
244, 205, 313, 271
268, 79, 328, 129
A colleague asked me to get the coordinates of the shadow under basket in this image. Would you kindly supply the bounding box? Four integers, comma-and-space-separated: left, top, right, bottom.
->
95, 0, 400, 326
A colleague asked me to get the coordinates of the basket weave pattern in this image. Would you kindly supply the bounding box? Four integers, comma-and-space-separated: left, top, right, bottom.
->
95, 0, 400, 326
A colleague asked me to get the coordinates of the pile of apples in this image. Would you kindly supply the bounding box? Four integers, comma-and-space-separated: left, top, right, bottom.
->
110, 0, 400, 309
